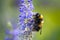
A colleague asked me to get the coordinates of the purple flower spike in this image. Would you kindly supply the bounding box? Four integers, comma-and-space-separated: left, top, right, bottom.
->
5, 0, 35, 40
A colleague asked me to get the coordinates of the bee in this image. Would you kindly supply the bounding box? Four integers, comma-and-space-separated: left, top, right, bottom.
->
32, 13, 44, 34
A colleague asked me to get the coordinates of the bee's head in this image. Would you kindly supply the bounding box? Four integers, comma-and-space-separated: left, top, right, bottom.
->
35, 13, 40, 18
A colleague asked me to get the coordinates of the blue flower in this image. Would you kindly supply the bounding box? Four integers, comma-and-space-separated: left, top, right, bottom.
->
20, 0, 24, 3
28, 0, 32, 2
5, 0, 34, 40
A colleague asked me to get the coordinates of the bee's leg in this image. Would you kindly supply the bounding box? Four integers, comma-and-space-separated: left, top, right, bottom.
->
40, 29, 42, 35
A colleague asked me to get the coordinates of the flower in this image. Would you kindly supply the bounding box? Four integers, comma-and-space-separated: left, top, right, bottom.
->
5, 0, 34, 40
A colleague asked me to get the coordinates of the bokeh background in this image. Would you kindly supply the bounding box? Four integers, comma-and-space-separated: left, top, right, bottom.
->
0, 0, 60, 40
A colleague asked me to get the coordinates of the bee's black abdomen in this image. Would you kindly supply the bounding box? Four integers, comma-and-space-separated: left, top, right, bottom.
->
34, 26, 40, 31
33, 24, 40, 31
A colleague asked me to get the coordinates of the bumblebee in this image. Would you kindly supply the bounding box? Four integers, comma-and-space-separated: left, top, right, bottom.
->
32, 13, 44, 34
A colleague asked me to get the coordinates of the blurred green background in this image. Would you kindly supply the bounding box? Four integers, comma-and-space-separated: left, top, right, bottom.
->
0, 0, 60, 40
